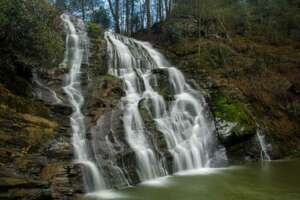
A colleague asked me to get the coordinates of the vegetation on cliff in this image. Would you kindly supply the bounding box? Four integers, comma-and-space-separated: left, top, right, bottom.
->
0, 0, 64, 99
0, 0, 64, 70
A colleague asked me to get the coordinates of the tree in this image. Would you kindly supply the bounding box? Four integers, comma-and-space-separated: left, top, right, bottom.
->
125, 0, 130, 34
130, 0, 135, 34
80, 0, 86, 20
146, 0, 151, 31
55, 0, 66, 11
0, 0, 64, 70
108, 0, 120, 33
92, 6, 111, 29
164, 0, 169, 17
157, 0, 162, 21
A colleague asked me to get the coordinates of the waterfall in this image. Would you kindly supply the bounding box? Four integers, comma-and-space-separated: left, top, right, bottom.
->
105, 32, 223, 181
61, 14, 105, 192
257, 130, 271, 161
106, 32, 167, 181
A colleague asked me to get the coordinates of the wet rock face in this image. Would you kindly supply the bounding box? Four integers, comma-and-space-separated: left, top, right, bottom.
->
32, 68, 68, 106
216, 120, 253, 146
151, 68, 175, 101
82, 23, 140, 188
0, 19, 120, 199
0, 97, 85, 199
138, 99, 168, 155
0, 37, 85, 200
41, 163, 85, 200
89, 110, 139, 187
211, 93, 257, 145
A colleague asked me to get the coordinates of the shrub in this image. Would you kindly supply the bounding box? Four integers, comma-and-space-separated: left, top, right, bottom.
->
0, 0, 64, 71
88, 22, 102, 38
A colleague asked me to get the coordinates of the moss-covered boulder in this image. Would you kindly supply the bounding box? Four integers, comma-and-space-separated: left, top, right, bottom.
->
211, 93, 256, 147
152, 68, 174, 101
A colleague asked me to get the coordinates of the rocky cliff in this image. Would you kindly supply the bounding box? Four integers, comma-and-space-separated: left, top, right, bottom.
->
0, 18, 125, 199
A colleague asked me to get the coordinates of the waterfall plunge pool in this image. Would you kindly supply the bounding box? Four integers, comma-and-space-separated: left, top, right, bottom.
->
85, 160, 300, 200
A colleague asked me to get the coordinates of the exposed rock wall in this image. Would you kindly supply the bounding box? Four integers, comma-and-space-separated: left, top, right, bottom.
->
0, 78, 85, 200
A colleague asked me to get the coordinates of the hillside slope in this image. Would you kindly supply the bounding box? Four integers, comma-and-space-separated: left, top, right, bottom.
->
135, 15, 300, 162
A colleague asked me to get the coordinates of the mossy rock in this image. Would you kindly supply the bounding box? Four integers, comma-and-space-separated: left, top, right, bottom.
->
138, 99, 168, 153
213, 93, 253, 124
212, 92, 256, 146
0, 105, 58, 155
152, 68, 174, 101
86, 74, 124, 124
88, 23, 102, 39
0, 84, 50, 118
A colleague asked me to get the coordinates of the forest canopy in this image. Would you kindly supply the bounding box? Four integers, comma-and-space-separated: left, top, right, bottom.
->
49, 0, 300, 42
0, 0, 299, 73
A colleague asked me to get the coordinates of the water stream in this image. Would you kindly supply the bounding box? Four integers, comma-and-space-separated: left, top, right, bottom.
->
32, 70, 63, 104
257, 130, 271, 161
61, 14, 105, 192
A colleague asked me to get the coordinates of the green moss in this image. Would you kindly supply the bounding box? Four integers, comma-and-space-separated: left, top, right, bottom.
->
88, 22, 102, 39
0, 84, 50, 118
100, 74, 120, 82
213, 93, 254, 127
211, 93, 257, 146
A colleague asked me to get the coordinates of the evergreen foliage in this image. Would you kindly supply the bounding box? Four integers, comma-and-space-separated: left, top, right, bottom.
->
0, 0, 64, 71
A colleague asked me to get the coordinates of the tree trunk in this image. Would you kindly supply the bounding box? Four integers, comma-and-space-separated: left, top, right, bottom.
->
164, 0, 169, 18
126, 0, 130, 35
130, 0, 135, 34
55, 0, 66, 11
157, 0, 162, 21
90, 0, 95, 17
140, 1, 145, 30
115, 0, 120, 33
108, 0, 120, 33
81, 0, 85, 20
169, 0, 172, 13
146, 0, 151, 31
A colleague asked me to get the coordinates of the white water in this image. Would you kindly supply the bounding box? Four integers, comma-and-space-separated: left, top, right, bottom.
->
105, 32, 222, 181
257, 130, 271, 161
106, 32, 166, 181
32, 70, 63, 104
61, 14, 105, 192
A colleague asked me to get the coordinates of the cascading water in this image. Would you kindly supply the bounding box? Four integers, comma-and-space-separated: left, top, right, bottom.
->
106, 32, 167, 181
32, 70, 63, 104
105, 32, 224, 181
257, 130, 271, 161
61, 14, 105, 192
